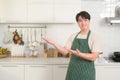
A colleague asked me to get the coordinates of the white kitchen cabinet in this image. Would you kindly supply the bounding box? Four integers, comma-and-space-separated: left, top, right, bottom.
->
0, 0, 3, 22
53, 65, 68, 80
27, 0, 81, 23
0, 0, 81, 23
0, 65, 24, 80
25, 65, 53, 80
28, 0, 53, 4
54, 0, 81, 4
0, 0, 27, 23
54, 0, 81, 23
27, 0, 54, 23
54, 5, 81, 23
96, 66, 120, 80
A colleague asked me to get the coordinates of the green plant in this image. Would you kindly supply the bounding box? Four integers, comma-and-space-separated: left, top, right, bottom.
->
0, 47, 10, 55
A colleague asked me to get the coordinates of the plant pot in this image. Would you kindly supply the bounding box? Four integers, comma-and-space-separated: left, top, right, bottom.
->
0, 54, 8, 58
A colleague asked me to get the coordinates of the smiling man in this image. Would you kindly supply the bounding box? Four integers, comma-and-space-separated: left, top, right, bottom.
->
43, 11, 102, 80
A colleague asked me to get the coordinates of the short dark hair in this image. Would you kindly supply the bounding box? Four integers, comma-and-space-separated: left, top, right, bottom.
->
76, 11, 91, 22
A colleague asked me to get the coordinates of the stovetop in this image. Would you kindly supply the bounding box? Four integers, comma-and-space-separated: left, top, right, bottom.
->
103, 57, 120, 63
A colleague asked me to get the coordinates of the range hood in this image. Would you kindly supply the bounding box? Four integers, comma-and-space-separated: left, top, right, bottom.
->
106, 5, 120, 25
106, 17, 120, 25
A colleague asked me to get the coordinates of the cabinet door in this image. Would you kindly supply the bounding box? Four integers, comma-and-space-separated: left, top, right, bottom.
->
0, 0, 27, 23
0, 65, 24, 80
54, 0, 81, 23
53, 65, 68, 80
96, 66, 120, 80
0, 0, 3, 22
54, 0, 81, 4
25, 65, 53, 80
27, 0, 54, 23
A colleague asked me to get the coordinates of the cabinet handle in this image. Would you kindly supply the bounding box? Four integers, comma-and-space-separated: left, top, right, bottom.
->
1, 65, 18, 67
103, 66, 120, 68
97, 66, 120, 68
30, 65, 47, 67
58, 66, 68, 68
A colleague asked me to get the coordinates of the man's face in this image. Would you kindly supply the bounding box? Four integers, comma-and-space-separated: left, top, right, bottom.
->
77, 16, 90, 31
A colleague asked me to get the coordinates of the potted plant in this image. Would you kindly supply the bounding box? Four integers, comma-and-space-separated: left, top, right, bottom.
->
0, 47, 10, 58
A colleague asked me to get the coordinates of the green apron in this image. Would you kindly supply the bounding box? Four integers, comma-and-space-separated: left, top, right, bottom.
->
66, 31, 95, 80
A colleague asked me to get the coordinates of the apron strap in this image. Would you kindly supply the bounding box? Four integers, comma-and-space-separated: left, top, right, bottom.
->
73, 30, 91, 41
75, 32, 80, 38
87, 30, 91, 40
72, 32, 80, 42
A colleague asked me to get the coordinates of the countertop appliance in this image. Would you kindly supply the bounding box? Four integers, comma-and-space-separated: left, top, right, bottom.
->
112, 52, 120, 62
103, 52, 120, 63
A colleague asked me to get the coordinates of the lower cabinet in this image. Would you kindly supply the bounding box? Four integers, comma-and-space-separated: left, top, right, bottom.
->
1, 64, 120, 80
25, 65, 68, 80
96, 66, 120, 80
25, 65, 53, 80
53, 65, 68, 80
0, 64, 68, 80
0, 65, 24, 80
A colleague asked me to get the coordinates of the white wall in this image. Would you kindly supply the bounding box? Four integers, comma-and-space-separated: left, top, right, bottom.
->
0, 0, 120, 57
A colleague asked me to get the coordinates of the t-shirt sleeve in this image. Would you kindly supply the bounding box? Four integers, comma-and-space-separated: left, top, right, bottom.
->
91, 34, 102, 53
64, 34, 76, 49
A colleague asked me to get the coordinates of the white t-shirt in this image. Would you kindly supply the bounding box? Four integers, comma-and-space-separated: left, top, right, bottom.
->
65, 31, 102, 53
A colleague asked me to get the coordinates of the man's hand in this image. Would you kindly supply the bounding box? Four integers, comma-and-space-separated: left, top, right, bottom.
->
65, 48, 81, 56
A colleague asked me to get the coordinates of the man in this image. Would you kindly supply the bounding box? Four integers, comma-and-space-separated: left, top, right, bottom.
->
43, 11, 102, 80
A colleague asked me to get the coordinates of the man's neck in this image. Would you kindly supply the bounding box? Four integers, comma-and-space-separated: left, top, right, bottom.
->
80, 29, 90, 35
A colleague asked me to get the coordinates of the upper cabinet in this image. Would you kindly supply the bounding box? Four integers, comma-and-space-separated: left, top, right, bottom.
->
0, 0, 81, 23
0, 0, 3, 22
54, 0, 81, 23
27, 0, 54, 23
0, 0, 27, 23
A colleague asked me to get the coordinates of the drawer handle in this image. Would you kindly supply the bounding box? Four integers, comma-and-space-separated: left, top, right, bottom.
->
1, 65, 18, 67
30, 66, 47, 67
58, 66, 68, 68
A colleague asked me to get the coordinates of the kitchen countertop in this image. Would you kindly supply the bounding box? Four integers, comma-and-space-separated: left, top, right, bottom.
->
0, 57, 70, 65
0, 57, 120, 66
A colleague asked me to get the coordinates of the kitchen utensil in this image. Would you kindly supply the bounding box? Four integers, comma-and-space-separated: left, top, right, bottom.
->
3, 27, 13, 44
25, 28, 30, 48
40, 28, 43, 45
24, 49, 31, 58
111, 52, 120, 62
112, 56, 120, 62
11, 44, 25, 57
114, 52, 120, 57
32, 28, 39, 47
